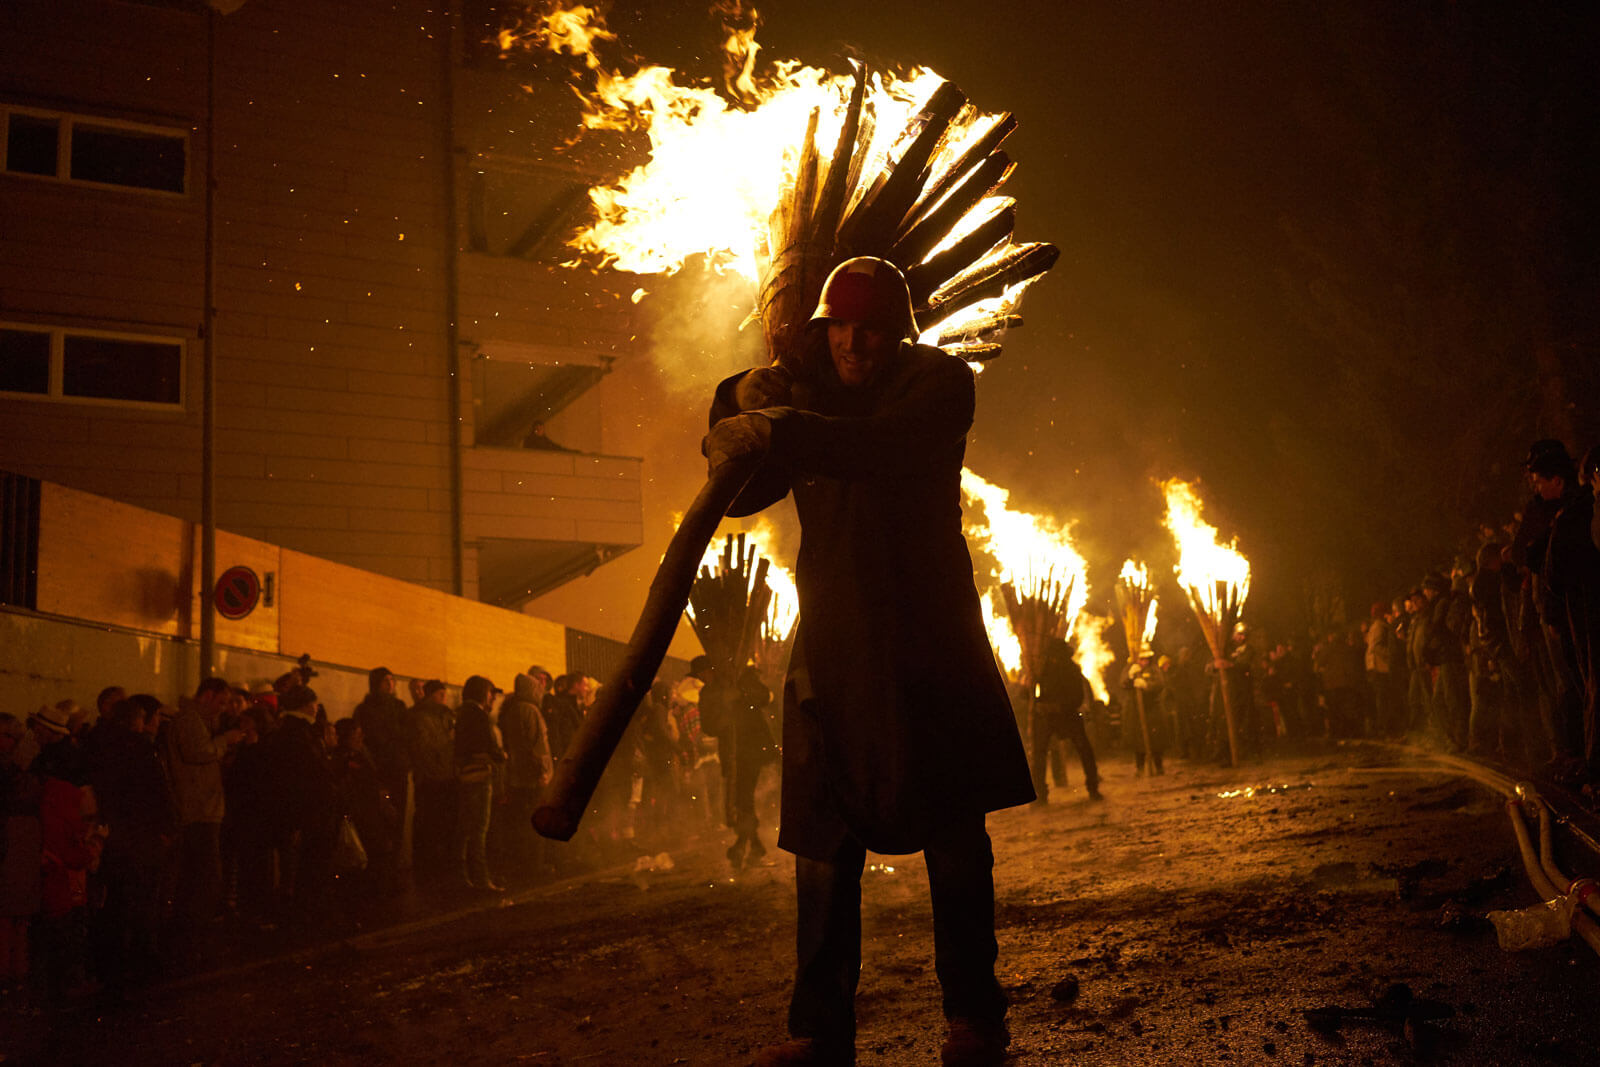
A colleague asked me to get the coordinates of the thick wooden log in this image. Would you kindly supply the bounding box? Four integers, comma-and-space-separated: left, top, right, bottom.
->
924, 241, 1059, 324
812, 62, 867, 249
839, 81, 967, 256
890, 151, 1012, 269
786, 108, 822, 250
534, 455, 760, 841
901, 113, 1016, 237
906, 204, 1014, 307
935, 312, 1023, 348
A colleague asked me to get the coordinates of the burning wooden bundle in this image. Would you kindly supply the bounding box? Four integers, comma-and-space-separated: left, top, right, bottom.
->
999, 570, 1074, 689
1161, 479, 1251, 767
686, 533, 775, 676
530, 8, 1061, 840
757, 64, 1059, 371
1114, 560, 1161, 776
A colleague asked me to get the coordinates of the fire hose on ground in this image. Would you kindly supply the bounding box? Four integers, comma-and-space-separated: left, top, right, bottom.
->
1427, 754, 1600, 956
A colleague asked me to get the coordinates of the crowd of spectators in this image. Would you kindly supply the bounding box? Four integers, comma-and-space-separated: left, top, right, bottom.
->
1058, 439, 1600, 800
0, 653, 777, 1005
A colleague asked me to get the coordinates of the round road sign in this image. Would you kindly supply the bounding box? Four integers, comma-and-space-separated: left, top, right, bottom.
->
215, 565, 261, 620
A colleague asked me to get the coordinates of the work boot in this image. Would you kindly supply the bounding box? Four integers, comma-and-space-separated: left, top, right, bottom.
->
754, 1036, 855, 1066
941, 1017, 1010, 1066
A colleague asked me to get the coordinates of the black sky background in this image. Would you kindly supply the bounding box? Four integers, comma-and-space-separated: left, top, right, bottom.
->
555, 0, 1599, 636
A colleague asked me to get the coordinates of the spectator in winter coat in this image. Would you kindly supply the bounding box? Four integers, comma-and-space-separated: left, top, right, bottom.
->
87, 699, 174, 992
37, 744, 103, 999
495, 672, 551, 876
0, 714, 41, 989
353, 667, 413, 819
332, 719, 396, 898
266, 686, 339, 915
454, 676, 507, 892
225, 707, 278, 923
164, 678, 242, 937
408, 679, 456, 883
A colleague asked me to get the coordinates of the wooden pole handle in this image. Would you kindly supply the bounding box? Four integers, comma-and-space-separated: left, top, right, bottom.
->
533, 454, 761, 841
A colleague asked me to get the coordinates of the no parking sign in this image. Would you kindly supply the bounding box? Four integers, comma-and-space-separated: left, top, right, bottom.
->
214, 565, 261, 620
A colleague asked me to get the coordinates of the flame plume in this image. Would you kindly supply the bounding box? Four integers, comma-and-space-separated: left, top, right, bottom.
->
1160, 478, 1251, 765
1114, 558, 1161, 776
959, 470, 1110, 698
500, 2, 1057, 366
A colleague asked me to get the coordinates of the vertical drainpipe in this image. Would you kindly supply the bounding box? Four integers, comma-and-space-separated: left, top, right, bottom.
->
442, 0, 465, 596
199, 7, 219, 678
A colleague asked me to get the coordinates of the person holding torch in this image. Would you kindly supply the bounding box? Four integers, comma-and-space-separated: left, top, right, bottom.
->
704, 257, 1034, 1066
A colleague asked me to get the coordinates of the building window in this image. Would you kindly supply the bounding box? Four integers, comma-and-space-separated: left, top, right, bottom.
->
1, 106, 187, 195
0, 323, 185, 409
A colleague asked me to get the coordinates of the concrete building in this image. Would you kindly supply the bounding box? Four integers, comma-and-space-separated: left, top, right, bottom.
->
1, 0, 644, 613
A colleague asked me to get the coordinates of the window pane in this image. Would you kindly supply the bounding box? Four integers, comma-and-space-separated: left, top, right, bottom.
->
70, 124, 186, 193
5, 114, 59, 176
0, 330, 51, 394
62, 335, 182, 405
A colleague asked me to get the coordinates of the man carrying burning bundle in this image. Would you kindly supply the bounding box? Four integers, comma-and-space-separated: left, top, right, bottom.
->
705, 257, 1035, 1066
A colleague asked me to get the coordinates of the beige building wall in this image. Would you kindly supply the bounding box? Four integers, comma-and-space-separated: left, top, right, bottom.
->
0, 0, 646, 607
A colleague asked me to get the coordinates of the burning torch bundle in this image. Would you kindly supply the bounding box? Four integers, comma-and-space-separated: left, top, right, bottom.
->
999, 570, 1075, 691
1114, 561, 1161, 776
1162, 479, 1251, 767
686, 533, 776, 676
757, 64, 1059, 371
532, 13, 1060, 839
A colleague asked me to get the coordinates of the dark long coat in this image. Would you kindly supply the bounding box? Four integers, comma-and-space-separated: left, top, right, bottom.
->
712, 342, 1034, 859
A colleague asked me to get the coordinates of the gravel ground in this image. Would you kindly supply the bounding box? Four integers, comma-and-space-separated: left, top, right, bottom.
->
12, 741, 1600, 1065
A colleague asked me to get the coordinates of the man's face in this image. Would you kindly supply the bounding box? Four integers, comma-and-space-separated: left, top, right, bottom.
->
827, 320, 899, 388
378, 674, 395, 696
199, 688, 229, 721
1531, 472, 1565, 501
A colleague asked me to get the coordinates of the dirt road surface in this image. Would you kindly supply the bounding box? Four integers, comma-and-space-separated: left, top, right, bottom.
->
13, 743, 1600, 1065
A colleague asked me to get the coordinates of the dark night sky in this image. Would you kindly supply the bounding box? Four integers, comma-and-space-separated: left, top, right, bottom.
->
534, 1, 1600, 639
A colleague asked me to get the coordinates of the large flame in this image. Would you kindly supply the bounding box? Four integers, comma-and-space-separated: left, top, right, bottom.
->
960, 469, 1107, 688
501, 3, 1042, 349
739, 517, 798, 641
1072, 614, 1115, 704
696, 518, 798, 642
981, 592, 1023, 677
1161, 478, 1250, 619
1117, 558, 1160, 651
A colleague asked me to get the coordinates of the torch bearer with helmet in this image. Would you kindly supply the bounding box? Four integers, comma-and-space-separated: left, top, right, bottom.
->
535, 64, 1060, 841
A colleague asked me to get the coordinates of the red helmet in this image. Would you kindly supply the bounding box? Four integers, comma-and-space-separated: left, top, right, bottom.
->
809, 257, 919, 340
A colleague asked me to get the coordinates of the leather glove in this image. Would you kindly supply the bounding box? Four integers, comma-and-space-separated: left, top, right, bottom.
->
703, 412, 773, 474
733, 365, 793, 411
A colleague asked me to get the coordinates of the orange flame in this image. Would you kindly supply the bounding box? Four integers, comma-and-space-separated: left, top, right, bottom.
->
1117, 558, 1160, 651
502, 3, 1043, 351
1072, 614, 1115, 704
1160, 478, 1250, 619
696, 517, 798, 642
959, 469, 1108, 691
